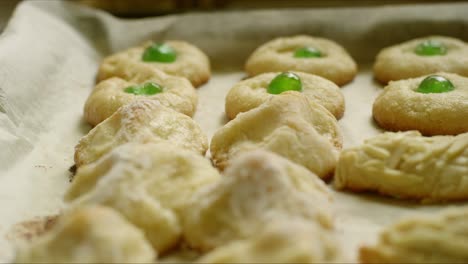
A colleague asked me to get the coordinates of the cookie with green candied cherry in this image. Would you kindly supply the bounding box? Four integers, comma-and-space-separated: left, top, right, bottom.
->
245, 35, 357, 86
225, 71, 345, 120
374, 36, 468, 84
372, 72, 468, 135
97, 40, 210, 87
85, 63, 197, 126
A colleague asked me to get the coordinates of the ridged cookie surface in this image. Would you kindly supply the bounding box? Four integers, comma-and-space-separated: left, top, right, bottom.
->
335, 131, 468, 202
75, 99, 208, 167
211, 92, 342, 179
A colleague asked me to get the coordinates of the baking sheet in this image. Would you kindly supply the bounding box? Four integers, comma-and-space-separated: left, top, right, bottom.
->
1, 0, 468, 262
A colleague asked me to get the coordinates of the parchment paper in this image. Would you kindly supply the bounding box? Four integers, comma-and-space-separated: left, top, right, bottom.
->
1, 0, 468, 262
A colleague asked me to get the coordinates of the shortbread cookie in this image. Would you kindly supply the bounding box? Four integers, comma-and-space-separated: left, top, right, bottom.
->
75, 100, 208, 167
67, 142, 221, 253
373, 72, 468, 135
211, 92, 342, 179
374, 36, 468, 83
335, 131, 468, 202
360, 207, 468, 263
225, 71, 345, 120
98, 41, 210, 87
198, 219, 344, 263
15, 206, 155, 263
182, 150, 334, 251
85, 64, 197, 126
245, 35, 357, 86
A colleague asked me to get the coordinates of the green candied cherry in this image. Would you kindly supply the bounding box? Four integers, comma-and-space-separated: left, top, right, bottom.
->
267, 72, 302, 94
124, 82, 163, 96
293, 46, 322, 58
416, 75, 454, 94
414, 40, 447, 56
142, 43, 177, 63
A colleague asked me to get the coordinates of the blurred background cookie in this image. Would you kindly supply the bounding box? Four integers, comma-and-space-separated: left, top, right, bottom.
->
245, 35, 357, 86
361, 207, 468, 263
85, 65, 197, 126
182, 150, 333, 252
15, 206, 155, 263
373, 72, 468, 135
225, 71, 345, 120
374, 36, 468, 84
67, 142, 220, 253
98, 40, 210, 87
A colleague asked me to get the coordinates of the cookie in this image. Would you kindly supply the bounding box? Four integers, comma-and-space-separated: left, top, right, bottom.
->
182, 150, 334, 252
225, 71, 345, 120
67, 142, 221, 253
334, 131, 468, 202
372, 72, 468, 135
374, 36, 468, 84
245, 35, 357, 86
97, 40, 210, 87
211, 92, 342, 179
85, 63, 197, 126
199, 219, 344, 263
75, 99, 208, 167
15, 206, 155, 263
360, 207, 468, 263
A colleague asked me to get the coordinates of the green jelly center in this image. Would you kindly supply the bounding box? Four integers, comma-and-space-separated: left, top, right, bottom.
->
124, 82, 163, 96
414, 40, 447, 56
294, 46, 322, 58
142, 43, 177, 63
416, 75, 454, 94
267, 72, 303, 94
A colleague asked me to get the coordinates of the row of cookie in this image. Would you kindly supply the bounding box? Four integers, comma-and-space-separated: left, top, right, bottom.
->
16, 103, 344, 262
246, 35, 468, 86
84, 40, 212, 127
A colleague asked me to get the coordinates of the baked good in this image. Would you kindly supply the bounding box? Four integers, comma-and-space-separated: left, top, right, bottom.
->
245, 35, 357, 86
182, 150, 334, 251
360, 207, 468, 263
211, 92, 342, 179
75, 99, 208, 167
66, 142, 221, 253
372, 72, 468, 135
225, 71, 345, 120
15, 206, 155, 263
334, 131, 468, 202
374, 36, 468, 84
198, 219, 344, 263
85, 63, 197, 126
97, 41, 210, 87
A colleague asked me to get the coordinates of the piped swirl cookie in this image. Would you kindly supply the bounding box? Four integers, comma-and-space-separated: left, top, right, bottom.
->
374, 36, 468, 84
334, 131, 468, 202
360, 207, 468, 263
15, 206, 155, 263
372, 72, 468, 136
75, 99, 208, 167
85, 64, 197, 126
211, 92, 342, 179
245, 35, 357, 86
98, 41, 210, 87
67, 142, 221, 253
182, 150, 334, 252
225, 71, 345, 120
